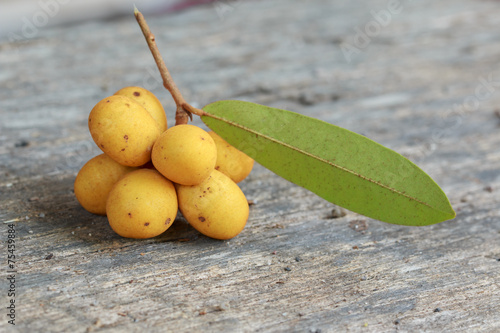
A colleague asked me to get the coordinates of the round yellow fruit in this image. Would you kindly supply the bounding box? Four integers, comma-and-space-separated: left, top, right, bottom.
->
114, 86, 167, 132
208, 131, 254, 183
106, 169, 178, 239
74, 153, 136, 215
89, 95, 161, 167
152, 124, 217, 186
176, 170, 249, 240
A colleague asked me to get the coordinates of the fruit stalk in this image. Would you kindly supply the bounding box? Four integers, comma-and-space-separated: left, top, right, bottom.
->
134, 7, 205, 125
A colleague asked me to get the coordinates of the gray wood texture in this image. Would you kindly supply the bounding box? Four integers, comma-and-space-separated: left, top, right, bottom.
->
1, 0, 499, 332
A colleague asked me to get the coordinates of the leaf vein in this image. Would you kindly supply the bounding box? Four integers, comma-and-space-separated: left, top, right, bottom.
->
203, 112, 435, 210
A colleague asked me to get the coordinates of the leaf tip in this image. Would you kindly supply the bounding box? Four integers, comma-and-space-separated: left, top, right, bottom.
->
448, 207, 457, 220
436, 203, 456, 224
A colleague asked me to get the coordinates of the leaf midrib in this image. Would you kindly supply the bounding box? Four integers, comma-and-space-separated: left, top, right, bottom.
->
203, 112, 446, 214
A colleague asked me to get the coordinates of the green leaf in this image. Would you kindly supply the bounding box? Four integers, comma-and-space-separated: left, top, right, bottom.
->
201, 100, 455, 226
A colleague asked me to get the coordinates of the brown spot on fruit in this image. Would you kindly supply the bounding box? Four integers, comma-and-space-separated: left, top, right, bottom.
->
144, 222, 150, 226
198, 217, 206, 222
134, 91, 140, 96
215, 166, 220, 170
121, 148, 125, 151
165, 218, 172, 225
106, 100, 110, 103
100, 144, 105, 148
124, 135, 129, 141
201, 137, 205, 140
128, 213, 132, 218
125, 103, 130, 107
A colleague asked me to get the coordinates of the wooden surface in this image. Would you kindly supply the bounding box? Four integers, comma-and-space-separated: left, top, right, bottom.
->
1, 0, 500, 332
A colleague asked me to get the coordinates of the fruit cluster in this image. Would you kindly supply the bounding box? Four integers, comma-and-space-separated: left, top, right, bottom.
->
74, 87, 254, 240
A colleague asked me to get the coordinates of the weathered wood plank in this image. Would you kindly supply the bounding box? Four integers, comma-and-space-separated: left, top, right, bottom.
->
1, 0, 499, 332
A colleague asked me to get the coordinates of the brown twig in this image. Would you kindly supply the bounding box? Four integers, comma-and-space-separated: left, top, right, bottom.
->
134, 6, 205, 125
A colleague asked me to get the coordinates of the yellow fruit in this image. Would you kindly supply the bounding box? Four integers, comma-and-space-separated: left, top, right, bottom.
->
106, 169, 178, 239
176, 170, 249, 240
208, 131, 254, 183
74, 154, 136, 215
152, 124, 217, 185
114, 86, 167, 132
89, 95, 161, 167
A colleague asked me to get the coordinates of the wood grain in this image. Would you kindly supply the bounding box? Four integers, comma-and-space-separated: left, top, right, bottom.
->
1, 0, 499, 332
